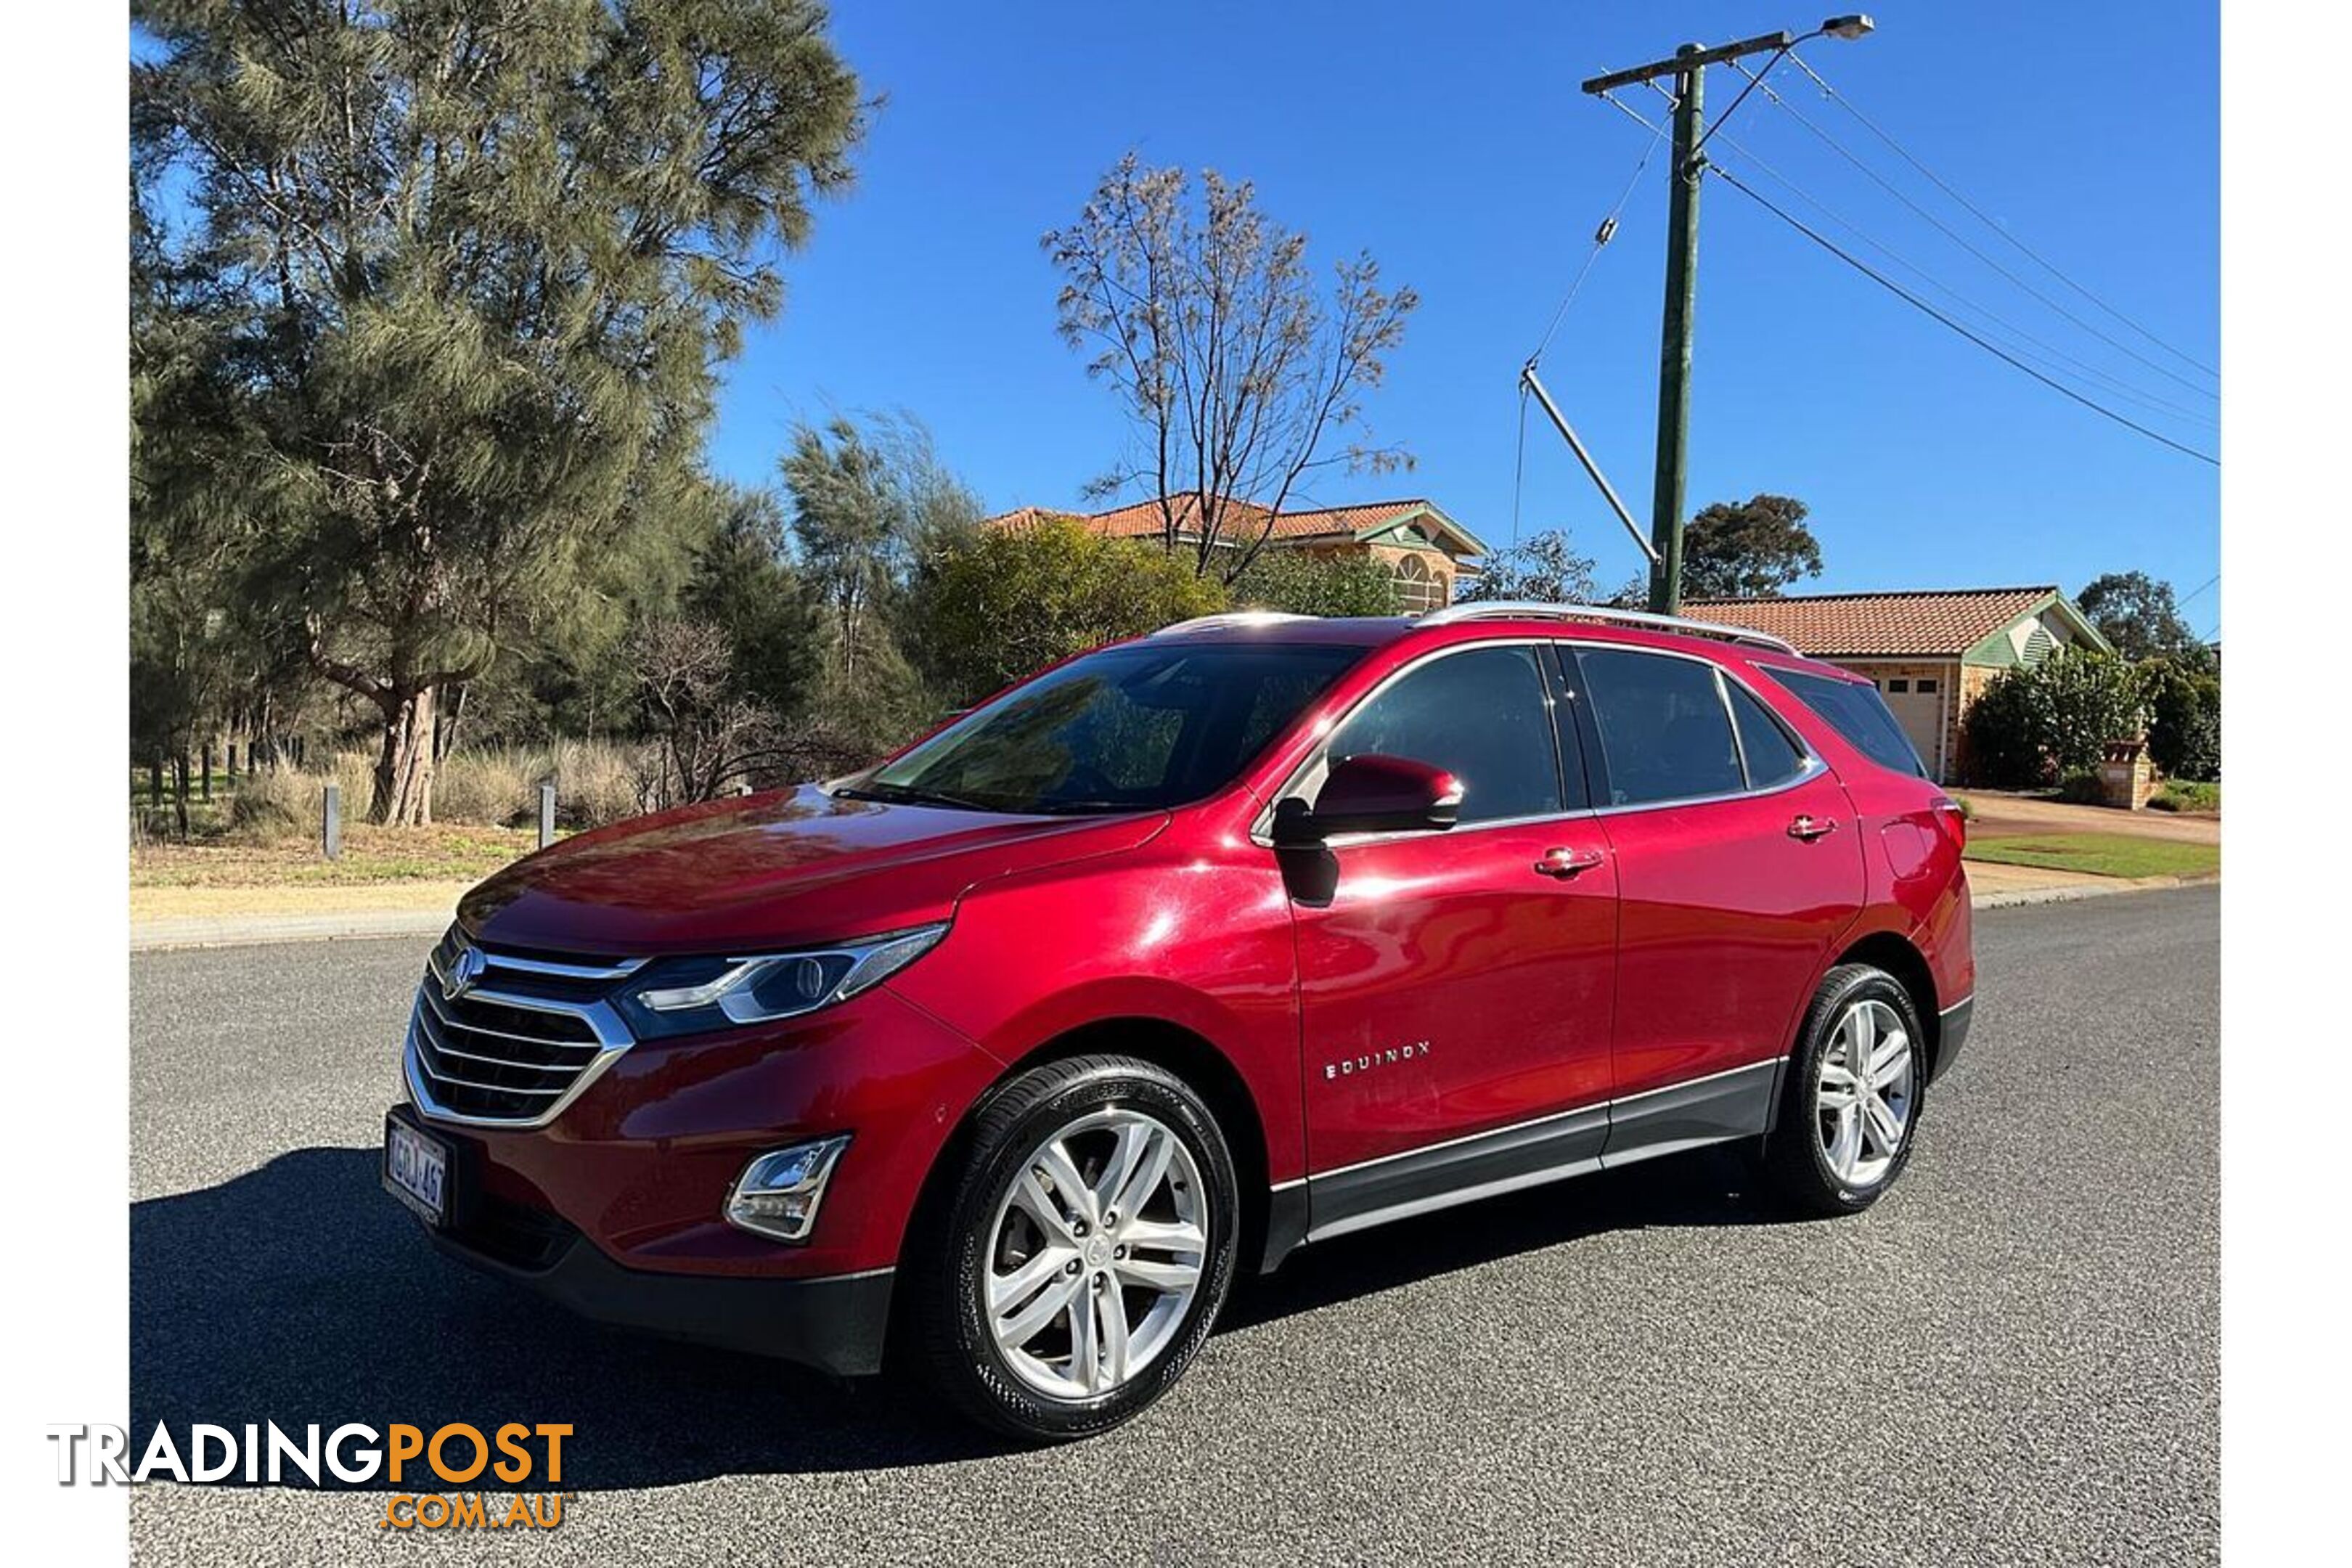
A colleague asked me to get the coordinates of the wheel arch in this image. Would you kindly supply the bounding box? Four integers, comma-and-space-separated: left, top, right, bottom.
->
897, 1015, 1282, 1289
1829, 929, 1944, 1077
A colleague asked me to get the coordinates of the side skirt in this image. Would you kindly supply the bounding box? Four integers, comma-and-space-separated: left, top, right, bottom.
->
1281, 1059, 1781, 1256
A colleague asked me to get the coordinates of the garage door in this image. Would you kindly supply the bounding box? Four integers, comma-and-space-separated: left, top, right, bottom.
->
1878, 677, 1945, 780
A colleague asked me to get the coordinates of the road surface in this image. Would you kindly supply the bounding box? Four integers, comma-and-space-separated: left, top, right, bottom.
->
128, 887, 2218, 1566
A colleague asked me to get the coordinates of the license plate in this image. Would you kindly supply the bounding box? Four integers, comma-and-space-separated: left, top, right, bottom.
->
384, 1119, 449, 1225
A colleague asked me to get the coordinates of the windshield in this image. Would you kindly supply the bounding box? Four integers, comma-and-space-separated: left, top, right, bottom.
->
856, 642, 1364, 814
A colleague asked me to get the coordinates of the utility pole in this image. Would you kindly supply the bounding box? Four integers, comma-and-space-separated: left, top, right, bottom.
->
1581, 18, 1874, 614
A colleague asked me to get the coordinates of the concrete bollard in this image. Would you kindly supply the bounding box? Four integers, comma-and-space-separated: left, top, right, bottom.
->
322, 783, 342, 860
539, 781, 557, 849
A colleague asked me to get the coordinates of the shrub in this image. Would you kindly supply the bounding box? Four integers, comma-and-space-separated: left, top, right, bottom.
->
542, 738, 643, 828
2144, 657, 2221, 781
227, 751, 377, 839
1230, 550, 1402, 617
227, 764, 314, 838
1963, 648, 2147, 788
433, 748, 538, 827
910, 513, 1226, 702
2149, 780, 2220, 814
1961, 669, 2054, 788
2057, 769, 2104, 805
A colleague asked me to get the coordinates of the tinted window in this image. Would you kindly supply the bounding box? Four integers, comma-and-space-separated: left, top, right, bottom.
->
865, 643, 1362, 813
1765, 666, 1926, 777
1578, 648, 1744, 806
1326, 645, 1562, 823
1727, 682, 1807, 788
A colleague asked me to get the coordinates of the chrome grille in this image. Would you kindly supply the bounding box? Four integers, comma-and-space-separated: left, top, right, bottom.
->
404, 931, 645, 1128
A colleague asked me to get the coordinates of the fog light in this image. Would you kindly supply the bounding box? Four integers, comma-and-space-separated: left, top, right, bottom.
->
724, 1135, 851, 1243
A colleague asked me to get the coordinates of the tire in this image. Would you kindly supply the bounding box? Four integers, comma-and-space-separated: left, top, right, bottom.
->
907, 1053, 1240, 1442
1761, 964, 1927, 1216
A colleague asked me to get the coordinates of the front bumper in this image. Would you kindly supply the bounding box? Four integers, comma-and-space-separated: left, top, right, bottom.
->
428, 1220, 894, 1377
390, 1106, 895, 1375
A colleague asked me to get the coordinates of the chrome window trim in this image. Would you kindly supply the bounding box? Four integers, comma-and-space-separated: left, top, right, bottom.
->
1251, 635, 1826, 845
1250, 637, 1568, 845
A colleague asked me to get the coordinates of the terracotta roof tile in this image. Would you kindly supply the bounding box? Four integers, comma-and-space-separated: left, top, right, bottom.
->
984, 497, 1453, 545
1681, 587, 2059, 658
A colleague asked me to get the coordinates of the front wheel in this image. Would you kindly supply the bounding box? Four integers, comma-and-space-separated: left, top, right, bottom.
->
1761, 964, 1925, 1215
907, 1054, 1239, 1442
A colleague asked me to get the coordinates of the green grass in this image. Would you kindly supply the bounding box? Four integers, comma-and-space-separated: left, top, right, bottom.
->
1965, 833, 2219, 881
2149, 780, 2220, 814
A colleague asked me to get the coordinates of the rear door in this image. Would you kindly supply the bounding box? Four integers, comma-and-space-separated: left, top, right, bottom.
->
1287, 641, 1620, 1236
1562, 644, 1866, 1161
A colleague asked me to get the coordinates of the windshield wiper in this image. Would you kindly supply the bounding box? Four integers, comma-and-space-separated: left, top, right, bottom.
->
834, 782, 997, 812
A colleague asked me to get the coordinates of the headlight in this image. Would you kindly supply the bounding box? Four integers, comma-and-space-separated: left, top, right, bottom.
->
611, 923, 949, 1040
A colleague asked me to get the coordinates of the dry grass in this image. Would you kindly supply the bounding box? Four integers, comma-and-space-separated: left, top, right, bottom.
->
131, 739, 651, 892
130, 822, 543, 889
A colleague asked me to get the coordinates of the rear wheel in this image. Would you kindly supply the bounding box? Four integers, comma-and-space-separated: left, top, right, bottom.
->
908, 1053, 1238, 1441
1762, 964, 1924, 1215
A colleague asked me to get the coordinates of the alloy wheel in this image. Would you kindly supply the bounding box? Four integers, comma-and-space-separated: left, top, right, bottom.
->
1814, 997, 1916, 1188
984, 1106, 1209, 1400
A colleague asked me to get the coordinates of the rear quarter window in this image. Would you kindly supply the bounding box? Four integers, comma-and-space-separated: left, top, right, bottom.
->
1763, 666, 1927, 777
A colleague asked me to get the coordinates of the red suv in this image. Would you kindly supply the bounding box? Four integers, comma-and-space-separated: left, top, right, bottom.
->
384, 604, 1973, 1440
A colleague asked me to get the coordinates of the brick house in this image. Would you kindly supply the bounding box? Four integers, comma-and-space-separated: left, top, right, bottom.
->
984, 497, 1487, 611
1686, 586, 2114, 783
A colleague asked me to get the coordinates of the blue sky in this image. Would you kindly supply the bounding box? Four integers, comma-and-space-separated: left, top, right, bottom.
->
711, 1, 2219, 629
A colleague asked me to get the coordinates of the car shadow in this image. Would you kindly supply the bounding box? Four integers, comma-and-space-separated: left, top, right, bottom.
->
131, 1143, 1798, 1488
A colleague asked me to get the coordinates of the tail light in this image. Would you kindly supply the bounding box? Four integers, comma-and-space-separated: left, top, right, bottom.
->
1930, 796, 1967, 852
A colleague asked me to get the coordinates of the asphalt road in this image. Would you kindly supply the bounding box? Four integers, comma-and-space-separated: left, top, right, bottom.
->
128, 887, 2218, 1566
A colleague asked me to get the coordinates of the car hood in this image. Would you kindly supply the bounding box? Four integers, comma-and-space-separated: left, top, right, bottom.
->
458, 785, 1167, 955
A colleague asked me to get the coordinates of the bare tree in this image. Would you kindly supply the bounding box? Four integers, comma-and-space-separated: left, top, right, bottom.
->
629, 620, 777, 811
1044, 154, 1418, 581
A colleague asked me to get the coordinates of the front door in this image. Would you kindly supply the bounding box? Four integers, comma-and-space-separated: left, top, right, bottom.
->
1565, 645, 1867, 1162
1287, 642, 1619, 1238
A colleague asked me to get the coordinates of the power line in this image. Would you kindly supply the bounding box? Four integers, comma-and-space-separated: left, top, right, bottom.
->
1707, 163, 2218, 466
1613, 88, 2215, 433
1728, 59, 2218, 403
1527, 115, 1667, 364
1692, 119, 2218, 431
1786, 49, 2219, 382
2176, 571, 2219, 608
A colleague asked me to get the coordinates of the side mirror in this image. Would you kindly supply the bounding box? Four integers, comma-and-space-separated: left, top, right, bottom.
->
1272, 754, 1463, 846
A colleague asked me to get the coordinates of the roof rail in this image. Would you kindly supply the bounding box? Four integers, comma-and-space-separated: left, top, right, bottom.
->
1416, 600, 1800, 655
1152, 611, 1318, 637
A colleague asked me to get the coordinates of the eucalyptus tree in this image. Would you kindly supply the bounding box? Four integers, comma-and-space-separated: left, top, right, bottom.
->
131, 0, 862, 821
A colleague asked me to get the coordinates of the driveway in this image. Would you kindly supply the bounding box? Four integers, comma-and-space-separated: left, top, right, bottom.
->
1961, 788, 2220, 845
128, 889, 2218, 1566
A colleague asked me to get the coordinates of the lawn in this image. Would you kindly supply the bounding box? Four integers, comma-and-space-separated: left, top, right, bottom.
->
1964, 833, 2220, 881
129, 823, 547, 889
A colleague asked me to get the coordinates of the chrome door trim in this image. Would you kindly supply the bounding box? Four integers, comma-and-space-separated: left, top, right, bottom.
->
1252, 634, 1830, 846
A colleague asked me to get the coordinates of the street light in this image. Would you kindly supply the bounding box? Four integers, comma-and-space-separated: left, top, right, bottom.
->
1820, 15, 1875, 41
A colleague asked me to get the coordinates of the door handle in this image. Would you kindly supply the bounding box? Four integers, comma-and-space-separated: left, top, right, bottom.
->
1534, 846, 1606, 879
1787, 814, 1839, 841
